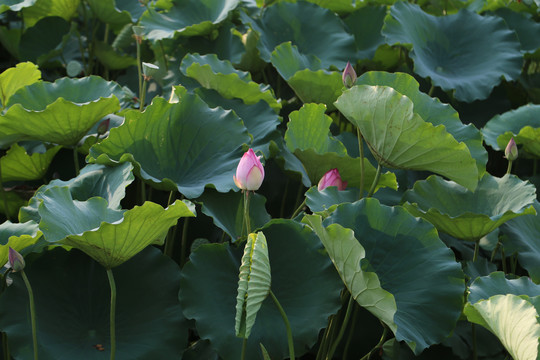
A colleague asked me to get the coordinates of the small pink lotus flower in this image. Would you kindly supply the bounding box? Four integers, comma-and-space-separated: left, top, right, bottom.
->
342, 61, 357, 88
505, 138, 518, 161
234, 149, 265, 191
8, 247, 25, 272
318, 169, 347, 191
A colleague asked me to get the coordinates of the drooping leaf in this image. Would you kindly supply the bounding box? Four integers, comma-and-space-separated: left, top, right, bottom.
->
403, 174, 537, 241
235, 232, 271, 339
306, 199, 465, 354
139, 0, 240, 40
493, 8, 540, 54
356, 71, 487, 175
0, 220, 41, 266
179, 220, 342, 360
180, 53, 281, 112
0, 62, 41, 108
88, 95, 251, 199
0, 143, 60, 182
199, 190, 271, 242
0, 76, 121, 147
335, 85, 479, 191
382, 2, 522, 102
0, 247, 189, 359
19, 162, 135, 223
482, 104, 540, 157
240, 1, 356, 68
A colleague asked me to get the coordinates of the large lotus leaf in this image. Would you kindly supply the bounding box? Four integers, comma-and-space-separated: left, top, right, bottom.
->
0, 0, 36, 14
1, 143, 60, 182
38, 186, 195, 268
356, 71, 487, 175
94, 41, 138, 70
468, 272, 540, 304
0, 220, 41, 266
307, 199, 465, 354
0, 76, 121, 147
180, 53, 280, 112
335, 85, 479, 191
344, 6, 387, 60
500, 201, 540, 283
199, 190, 271, 242
19, 162, 135, 223
86, 0, 131, 26
179, 220, 343, 360
139, 0, 240, 41
305, 186, 361, 212
382, 2, 522, 102
239, 1, 356, 68
0, 62, 41, 108
194, 87, 280, 154
482, 104, 540, 157
21, 0, 79, 27
493, 8, 540, 54
270, 42, 322, 81
19, 16, 70, 65
89, 95, 251, 198
403, 174, 537, 241
0, 246, 188, 359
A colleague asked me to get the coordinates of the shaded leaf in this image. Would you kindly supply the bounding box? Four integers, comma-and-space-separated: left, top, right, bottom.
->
0, 220, 41, 266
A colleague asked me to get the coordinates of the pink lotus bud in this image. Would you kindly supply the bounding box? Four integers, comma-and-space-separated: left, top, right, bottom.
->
8, 247, 25, 272
505, 138, 518, 161
97, 118, 110, 136
233, 149, 265, 191
342, 61, 357, 88
318, 169, 347, 191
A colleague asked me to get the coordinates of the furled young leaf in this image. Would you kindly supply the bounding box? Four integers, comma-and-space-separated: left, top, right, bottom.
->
0, 220, 41, 266
306, 199, 465, 355
403, 174, 536, 241
0, 247, 189, 359
179, 220, 342, 360
235, 232, 271, 339
139, 0, 240, 40
356, 71, 487, 175
181, 53, 281, 112
199, 190, 271, 242
0, 76, 121, 147
240, 1, 356, 68
483, 104, 540, 157
0, 62, 41, 108
382, 2, 522, 102
335, 85, 478, 191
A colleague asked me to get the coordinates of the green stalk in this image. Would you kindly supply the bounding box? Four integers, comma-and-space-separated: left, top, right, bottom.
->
327, 293, 354, 359
240, 338, 248, 360
140, 78, 148, 112
269, 290, 295, 360
136, 38, 143, 111
106, 269, 117, 360
501, 246, 507, 273
164, 191, 177, 257
357, 128, 365, 200
244, 191, 251, 235
341, 303, 359, 360
290, 198, 307, 219
316, 314, 335, 360
473, 240, 480, 262
359, 323, 388, 360
366, 164, 382, 198
179, 217, 190, 267
21, 270, 38, 360
506, 160, 513, 175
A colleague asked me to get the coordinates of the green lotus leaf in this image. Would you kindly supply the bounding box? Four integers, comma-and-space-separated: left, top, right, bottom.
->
94, 41, 137, 70
180, 53, 281, 112
199, 190, 271, 242
344, 6, 387, 60
468, 272, 540, 304
482, 104, 540, 157
139, 0, 240, 41
0, 0, 36, 14
402, 174, 537, 242
0, 62, 41, 108
179, 220, 343, 359
304, 0, 358, 14
0, 220, 41, 266
240, 1, 356, 68
493, 8, 540, 54
382, 2, 522, 102
86, 0, 132, 26
306, 198, 465, 354
88, 95, 251, 199
335, 85, 479, 191
38, 186, 195, 268
22, 0, 79, 27
19, 162, 134, 223
500, 201, 540, 283
464, 295, 540, 360
1, 143, 60, 182
270, 42, 322, 81
0, 76, 121, 147
356, 71, 487, 175
19, 16, 70, 65
235, 232, 271, 339
0, 246, 188, 359
305, 186, 360, 212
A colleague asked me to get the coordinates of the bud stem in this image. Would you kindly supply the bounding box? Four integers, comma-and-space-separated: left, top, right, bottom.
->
367, 164, 382, 198
21, 270, 38, 360
506, 160, 513, 175
106, 268, 117, 360
243, 191, 251, 235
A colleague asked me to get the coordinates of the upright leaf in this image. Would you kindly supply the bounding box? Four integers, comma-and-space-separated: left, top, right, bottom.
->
0, 62, 41, 108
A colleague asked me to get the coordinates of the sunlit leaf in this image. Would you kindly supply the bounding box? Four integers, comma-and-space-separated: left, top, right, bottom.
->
0, 62, 41, 108
1, 143, 60, 182
22, 0, 79, 27
0, 220, 41, 266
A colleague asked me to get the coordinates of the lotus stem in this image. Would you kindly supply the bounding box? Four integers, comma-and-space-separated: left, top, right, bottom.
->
269, 290, 295, 360
240, 338, 247, 360
140, 78, 148, 112
357, 128, 365, 200
327, 293, 354, 359
506, 160, 513, 175
21, 270, 38, 360
341, 303, 359, 360
473, 240, 480, 262
290, 198, 306, 219
136, 38, 143, 111
164, 191, 177, 257
367, 164, 382, 198
359, 322, 388, 360
180, 217, 190, 267
501, 246, 507, 273
244, 191, 251, 235
106, 268, 117, 360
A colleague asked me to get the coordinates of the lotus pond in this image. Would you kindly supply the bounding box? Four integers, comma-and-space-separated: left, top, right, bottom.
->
1, 0, 540, 359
